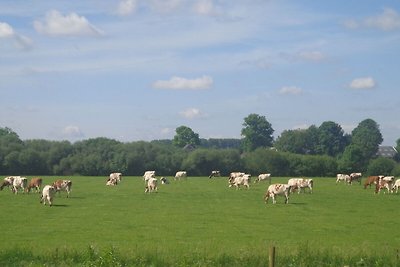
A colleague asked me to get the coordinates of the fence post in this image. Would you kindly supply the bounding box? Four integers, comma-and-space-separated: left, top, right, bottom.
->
269, 246, 275, 267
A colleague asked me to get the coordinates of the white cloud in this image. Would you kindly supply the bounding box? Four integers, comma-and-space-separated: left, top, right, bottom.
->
193, 0, 217, 16
152, 75, 213, 90
279, 86, 303, 95
364, 8, 400, 31
117, 0, 138, 16
149, 0, 182, 13
62, 125, 84, 138
0, 22, 32, 50
34, 10, 103, 37
349, 77, 376, 89
0, 22, 14, 37
179, 108, 204, 119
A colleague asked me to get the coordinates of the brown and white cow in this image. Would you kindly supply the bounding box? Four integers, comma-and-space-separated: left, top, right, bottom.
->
145, 177, 158, 193
209, 170, 221, 179
175, 171, 187, 180
288, 178, 313, 194
364, 175, 383, 189
336, 174, 350, 184
26, 177, 43, 193
40, 185, 56, 206
392, 179, 400, 193
349, 172, 362, 185
254, 173, 272, 184
109, 172, 122, 184
264, 184, 291, 204
375, 176, 394, 194
52, 179, 72, 198
229, 174, 251, 189
0, 176, 15, 191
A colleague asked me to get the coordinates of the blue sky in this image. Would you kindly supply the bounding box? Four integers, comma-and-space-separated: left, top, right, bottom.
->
1, 0, 400, 145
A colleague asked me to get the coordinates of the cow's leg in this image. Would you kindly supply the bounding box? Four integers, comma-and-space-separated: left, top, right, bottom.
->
284, 193, 289, 204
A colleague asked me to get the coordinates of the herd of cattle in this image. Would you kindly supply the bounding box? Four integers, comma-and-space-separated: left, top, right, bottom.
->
1, 171, 399, 206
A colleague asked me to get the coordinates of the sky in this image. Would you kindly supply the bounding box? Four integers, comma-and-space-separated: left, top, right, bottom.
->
1, 0, 400, 145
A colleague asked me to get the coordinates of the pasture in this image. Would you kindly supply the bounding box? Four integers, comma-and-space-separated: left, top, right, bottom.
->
0, 175, 399, 266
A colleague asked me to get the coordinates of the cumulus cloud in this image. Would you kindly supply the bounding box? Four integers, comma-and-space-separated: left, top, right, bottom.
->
179, 108, 205, 119
349, 77, 376, 89
34, 10, 103, 37
152, 75, 213, 90
344, 8, 400, 31
117, 0, 138, 16
62, 125, 85, 138
0, 22, 32, 50
279, 86, 303, 95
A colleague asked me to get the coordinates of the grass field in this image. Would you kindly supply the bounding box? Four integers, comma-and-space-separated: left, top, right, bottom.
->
0, 175, 399, 266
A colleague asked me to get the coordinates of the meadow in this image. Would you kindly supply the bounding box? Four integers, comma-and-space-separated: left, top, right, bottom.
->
0, 175, 399, 266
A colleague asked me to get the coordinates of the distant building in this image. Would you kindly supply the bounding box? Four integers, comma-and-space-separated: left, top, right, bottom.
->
376, 146, 398, 158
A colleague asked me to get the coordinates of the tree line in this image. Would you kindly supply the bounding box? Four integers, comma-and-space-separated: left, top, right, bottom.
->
1, 114, 399, 177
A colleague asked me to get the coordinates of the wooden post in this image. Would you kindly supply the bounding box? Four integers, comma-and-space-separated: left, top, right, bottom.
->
269, 246, 275, 267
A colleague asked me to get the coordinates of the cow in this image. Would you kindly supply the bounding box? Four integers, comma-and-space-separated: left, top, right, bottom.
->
143, 171, 156, 183
175, 171, 187, 180
375, 176, 394, 194
228, 172, 245, 183
364, 175, 383, 189
40, 185, 56, 206
160, 177, 169, 184
229, 174, 251, 189
109, 173, 122, 184
264, 184, 291, 204
349, 172, 362, 185
12, 177, 28, 194
0, 176, 15, 191
145, 177, 158, 193
254, 173, 271, 184
209, 170, 221, 179
288, 178, 313, 194
52, 179, 72, 198
26, 177, 43, 193
392, 179, 400, 193
336, 174, 350, 184
106, 179, 118, 186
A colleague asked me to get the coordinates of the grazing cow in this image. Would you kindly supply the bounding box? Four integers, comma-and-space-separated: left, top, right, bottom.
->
254, 173, 271, 184
40, 185, 56, 206
26, 177, 43, 193
145, 177, 158, 193
349, 172, 362, 185
336, 174, 350, 184
175, 171, 187, 180
12, 177, 28, 194
228, 172, 245, 182
229, 174, 251, 189
109, 173, 122, 184
143, 171, 156, 183
392, 179, 400, 193
264, 184, 291, 204
0, 176, 15, 191
52, 179, 72, 198
364, 175, 383, 189
160, 177, 169, 184
288, 178, 313, 194
106, 179, 117, 186
375, 176, 394, 194
209, 170, 221, 179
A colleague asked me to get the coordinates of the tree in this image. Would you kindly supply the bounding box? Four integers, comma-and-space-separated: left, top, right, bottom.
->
241, 114, 274, 151
173, 126, 200, 148
316, 121, 348, 156
351, 118, 383, 161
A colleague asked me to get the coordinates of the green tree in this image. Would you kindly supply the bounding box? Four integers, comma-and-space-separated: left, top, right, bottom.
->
367, 157, 395, 176
316, 121, 348, 156
241, 114, 274, 152
351, 118, 383, 162
337, 144, 364, 173
173, 126, 200, 148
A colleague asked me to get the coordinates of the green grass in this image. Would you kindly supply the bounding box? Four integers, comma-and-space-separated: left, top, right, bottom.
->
0, 176, 399, 266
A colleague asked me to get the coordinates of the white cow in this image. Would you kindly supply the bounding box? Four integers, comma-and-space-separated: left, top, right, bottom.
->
143, 171, 156, 183
288, 178, 313, 194
392, 179, 400, 193
264, 184, 291, 204
254, 173, 271, 184
40, 185, 56, 206
12, 176, 28, 194
145, 177, 158, 193
229, 174, 251, 189
175, 171, 187, 180
336, 174, 350, 184
109, 172, 122, 184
